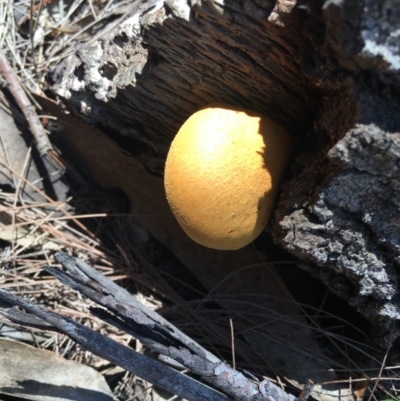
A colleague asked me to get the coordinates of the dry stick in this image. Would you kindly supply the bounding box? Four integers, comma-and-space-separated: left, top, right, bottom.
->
131, 251, 262, 369
0, 49, 51, 156
46, 253, 296, 401
0, 289, 231, 401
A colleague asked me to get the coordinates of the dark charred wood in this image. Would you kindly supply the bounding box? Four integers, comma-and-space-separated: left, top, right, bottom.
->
0, 253, 297, 401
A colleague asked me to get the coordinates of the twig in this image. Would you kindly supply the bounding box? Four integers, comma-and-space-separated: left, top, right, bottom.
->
0, 289, 230, 401
49, 253, 296, 401
0, 49, 52, 156
0, 252, 297, 401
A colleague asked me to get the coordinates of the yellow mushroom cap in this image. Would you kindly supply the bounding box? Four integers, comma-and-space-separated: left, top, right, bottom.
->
164, 104, 292, 250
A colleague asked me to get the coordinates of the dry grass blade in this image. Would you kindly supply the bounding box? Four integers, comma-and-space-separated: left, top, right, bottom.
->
0, 159, 99, 239
367, 322, 396, 401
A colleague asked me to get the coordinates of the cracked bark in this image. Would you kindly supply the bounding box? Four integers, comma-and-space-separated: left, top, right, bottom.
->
50, 0, 400, 346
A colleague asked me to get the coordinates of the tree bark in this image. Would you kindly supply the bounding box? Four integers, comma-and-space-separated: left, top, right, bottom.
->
51, 0, 400, 346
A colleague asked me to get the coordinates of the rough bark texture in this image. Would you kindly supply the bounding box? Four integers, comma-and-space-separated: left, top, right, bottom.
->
52, 0, 322, 173
273, 0, 400, 345
51, 0, 400, 345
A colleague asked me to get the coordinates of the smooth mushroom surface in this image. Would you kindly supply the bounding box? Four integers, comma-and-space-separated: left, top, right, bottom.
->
164, 104, 292, 250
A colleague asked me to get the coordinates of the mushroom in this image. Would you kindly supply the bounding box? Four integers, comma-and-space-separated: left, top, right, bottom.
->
164, 104, 292, 250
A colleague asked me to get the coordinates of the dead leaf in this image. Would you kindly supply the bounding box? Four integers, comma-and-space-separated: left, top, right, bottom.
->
0, 338, 114, 401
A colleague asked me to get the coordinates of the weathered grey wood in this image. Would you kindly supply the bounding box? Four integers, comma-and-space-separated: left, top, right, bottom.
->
0, 253, 299, 401
51, 0, 400, 345
0, 288, 232, 401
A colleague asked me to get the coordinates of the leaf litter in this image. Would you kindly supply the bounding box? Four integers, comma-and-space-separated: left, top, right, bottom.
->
0, 0, 400, 400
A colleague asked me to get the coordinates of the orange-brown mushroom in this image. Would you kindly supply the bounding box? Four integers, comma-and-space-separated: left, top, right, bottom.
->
164, 104, 292, 250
